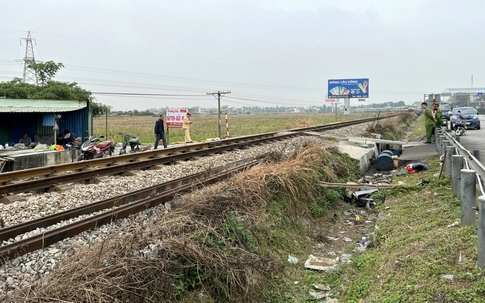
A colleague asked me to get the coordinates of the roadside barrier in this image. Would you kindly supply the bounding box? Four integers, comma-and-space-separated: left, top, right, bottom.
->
436, 128, 485, 279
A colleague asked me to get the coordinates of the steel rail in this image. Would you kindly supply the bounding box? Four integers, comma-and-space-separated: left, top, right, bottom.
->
0, 133, 295, 195
0, 157, 262, 263
0, 155, 264, 242
0, 114, 402, 262
0, 115, 397, 195
0, 133, 274, 182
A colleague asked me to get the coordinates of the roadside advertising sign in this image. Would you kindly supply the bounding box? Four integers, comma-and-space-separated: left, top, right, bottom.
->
358, 98, 366, 101
328, 78, 369, 98
166, 108, 189, 127
325, 98, 336, 103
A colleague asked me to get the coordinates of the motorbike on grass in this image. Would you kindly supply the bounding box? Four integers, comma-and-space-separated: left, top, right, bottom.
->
119, 134, 141, 155
77, 136, 115, 161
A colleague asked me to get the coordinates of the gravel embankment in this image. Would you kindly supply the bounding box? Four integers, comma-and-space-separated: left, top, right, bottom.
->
0, 125, 367, 298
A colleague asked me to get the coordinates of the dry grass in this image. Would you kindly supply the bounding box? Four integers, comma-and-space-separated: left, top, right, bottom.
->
363, 112, 414, 140
7, 138, 361, 303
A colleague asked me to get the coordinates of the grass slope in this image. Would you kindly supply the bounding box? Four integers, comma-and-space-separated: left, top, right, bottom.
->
332, 153, 485, 301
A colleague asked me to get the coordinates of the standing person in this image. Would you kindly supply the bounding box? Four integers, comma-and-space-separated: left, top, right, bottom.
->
19, 132, 32, 146
182, 112, 193, 143
433, 103, 443, 128
154, 114, 167, 149
422, 102, 436, 144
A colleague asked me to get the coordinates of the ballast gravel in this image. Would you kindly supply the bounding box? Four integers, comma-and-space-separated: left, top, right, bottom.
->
0, 125, 367, 298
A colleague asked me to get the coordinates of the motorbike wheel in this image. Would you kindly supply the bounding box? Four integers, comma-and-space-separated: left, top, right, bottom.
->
135, 146, 140, 152
77, 155, 84, 161
455, 126, 465, 136
119, 149, 126, 155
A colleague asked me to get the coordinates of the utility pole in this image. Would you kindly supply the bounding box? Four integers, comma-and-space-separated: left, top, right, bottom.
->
21, 31, 38, 85
206, 91, 231, 138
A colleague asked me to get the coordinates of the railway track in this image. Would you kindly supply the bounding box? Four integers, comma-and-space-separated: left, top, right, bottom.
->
0, 115, 395, 196
0, 115, 398, 264
0, 156, 264, 263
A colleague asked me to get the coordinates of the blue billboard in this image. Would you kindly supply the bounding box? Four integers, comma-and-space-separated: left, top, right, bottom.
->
328, 78, 369, 98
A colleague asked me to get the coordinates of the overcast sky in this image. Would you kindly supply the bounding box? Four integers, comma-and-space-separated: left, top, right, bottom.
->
1, 0, 484, 111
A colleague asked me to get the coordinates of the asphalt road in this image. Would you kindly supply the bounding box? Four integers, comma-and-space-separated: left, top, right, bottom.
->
448, 115, 485, 164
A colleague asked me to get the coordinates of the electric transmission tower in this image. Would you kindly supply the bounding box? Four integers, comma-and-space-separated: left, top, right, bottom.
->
21, 31, 38, 84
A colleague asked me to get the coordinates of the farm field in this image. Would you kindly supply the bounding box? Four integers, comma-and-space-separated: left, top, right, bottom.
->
94, 112, 371, 145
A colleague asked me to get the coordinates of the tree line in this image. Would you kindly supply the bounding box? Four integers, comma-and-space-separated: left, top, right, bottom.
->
0, 61, 110, 117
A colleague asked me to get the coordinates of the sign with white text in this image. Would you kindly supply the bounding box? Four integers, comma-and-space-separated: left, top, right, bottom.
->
328, 78, 369, 98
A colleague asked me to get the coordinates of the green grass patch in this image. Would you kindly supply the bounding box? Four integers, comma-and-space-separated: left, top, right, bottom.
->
330, 156, 485, 302
94, 113, 369, 144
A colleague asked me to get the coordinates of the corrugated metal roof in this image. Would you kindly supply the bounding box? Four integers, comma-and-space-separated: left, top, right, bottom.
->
0, 99, 88, 113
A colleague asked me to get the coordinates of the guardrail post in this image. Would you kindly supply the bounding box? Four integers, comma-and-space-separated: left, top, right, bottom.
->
474, 150, 481, 161
439, 136, 446, 153
435, 131, 442, 151
445, 146, 455, 177
478, 196, 485, 279
452, 155, 464, 197
441, 139, 449, 156
461, 169, 476, 226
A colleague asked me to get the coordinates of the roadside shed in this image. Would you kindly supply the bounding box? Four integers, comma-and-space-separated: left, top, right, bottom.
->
0, 99, 92, 146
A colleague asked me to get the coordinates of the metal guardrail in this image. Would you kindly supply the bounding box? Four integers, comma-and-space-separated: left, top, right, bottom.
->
436, 128, 485, 278
440, 128, 485, 195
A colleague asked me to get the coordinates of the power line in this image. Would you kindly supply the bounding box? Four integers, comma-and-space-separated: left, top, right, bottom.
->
91, 92, 208, 97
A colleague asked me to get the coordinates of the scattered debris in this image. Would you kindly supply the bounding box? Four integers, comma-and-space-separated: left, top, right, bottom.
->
304, 254, 339, 271
361, 172, 393, 185
416, 180, 430, 186
287, 255, 298, 264
309, 290, 328, 300
447, 219, 461, 228
320, 181, 390, 189
343, 237, 353, 243
441, 274, 455, 281
340, 254, 352, 264
313, 284, 331, 291
309, 283, 336, 301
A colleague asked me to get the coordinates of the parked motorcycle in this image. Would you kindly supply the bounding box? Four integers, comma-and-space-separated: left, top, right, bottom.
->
454, 111, 467, 137
119, 134, 141, 155
77, 136, 115, 161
